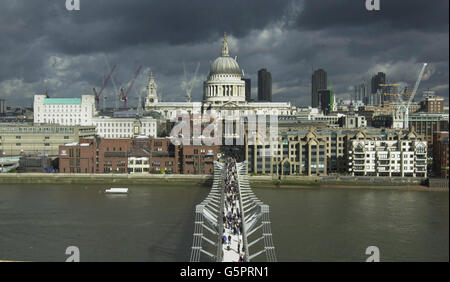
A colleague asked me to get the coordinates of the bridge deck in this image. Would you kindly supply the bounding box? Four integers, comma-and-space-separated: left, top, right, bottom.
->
221, 161, 244, 262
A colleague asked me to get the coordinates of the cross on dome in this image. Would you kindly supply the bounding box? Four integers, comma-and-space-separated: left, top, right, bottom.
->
221, 32, 229, 57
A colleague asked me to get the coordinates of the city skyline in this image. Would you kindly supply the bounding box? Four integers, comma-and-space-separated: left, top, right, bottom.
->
0, 0, 448, 108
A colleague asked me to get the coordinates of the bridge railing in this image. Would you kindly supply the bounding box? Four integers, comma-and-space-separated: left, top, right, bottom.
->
236, 161, 277, 262
189, 161, 225, 262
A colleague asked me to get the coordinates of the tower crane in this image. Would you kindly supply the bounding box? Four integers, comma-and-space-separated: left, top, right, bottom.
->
181, 62, 200, 102
403, 63, 428, 129
120, 66, 142, 110
93, 64, 117, 110
390, 63, 427, 129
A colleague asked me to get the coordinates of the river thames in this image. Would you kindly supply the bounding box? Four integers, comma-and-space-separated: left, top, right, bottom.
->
0, 184, 448, 262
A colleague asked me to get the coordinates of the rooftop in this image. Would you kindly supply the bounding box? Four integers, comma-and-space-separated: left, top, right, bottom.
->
43, 98, 82, 105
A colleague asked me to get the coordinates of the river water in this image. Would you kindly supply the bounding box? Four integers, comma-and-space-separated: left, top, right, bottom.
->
0, 184, 448, 262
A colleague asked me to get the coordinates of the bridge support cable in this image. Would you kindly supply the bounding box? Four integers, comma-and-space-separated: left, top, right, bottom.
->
189, 162, 225, 262
236, 161, 277, 262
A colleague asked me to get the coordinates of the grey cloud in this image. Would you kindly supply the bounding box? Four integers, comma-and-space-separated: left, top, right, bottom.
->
0, 0, 448, 108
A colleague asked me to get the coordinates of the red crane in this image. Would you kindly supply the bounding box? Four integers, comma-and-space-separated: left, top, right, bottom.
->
120, 65, 142, 109
93, 64, 117, 110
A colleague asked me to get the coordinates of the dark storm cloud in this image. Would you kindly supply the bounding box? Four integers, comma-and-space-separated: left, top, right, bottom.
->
45, 0, 291, 54
297, 0, 449, 32
0, 0, 448, 107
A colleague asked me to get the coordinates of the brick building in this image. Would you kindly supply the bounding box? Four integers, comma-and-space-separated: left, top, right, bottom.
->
59, 138, 131, 173
433, 131, 449, 178
181, 145, 218, 174
148, 137, 180, 174
59, 136, 219, 174
408, 112, 449, 156
420, 94, 445, 113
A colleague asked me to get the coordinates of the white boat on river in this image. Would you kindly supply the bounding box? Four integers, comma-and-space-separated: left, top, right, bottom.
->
105, 188, 129, 194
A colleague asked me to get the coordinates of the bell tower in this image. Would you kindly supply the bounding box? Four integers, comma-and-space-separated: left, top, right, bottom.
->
145, 72, 158, 107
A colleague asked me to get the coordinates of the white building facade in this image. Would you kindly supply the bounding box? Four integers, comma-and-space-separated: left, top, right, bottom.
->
348, 131, 427, 177
33, 95, 96, 126
92, 116, 157, 139
128, 156, 150, 173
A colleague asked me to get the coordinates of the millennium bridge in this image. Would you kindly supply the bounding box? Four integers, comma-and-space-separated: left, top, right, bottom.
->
190, 161, 276, 262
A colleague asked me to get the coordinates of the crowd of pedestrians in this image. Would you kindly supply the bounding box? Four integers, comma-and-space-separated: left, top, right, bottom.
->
221, 158, 247, 262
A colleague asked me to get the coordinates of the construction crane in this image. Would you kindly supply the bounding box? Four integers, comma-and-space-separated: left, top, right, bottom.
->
93, 65, 117, 110
379, 83, 401, 87
181, 62, 200, 102
390, 63, 427, 129
403, 63, 428, 129
120, 66, 142, 110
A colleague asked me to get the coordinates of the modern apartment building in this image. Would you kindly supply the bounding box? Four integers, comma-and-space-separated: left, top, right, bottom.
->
348, 130, 427, 177
246, 127, 426, 177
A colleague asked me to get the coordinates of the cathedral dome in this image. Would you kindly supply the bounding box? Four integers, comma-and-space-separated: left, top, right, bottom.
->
209, 33, 242, 76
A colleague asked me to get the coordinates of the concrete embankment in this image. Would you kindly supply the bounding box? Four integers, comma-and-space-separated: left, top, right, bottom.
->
0, 173, 213, 186
248, 175, 448, 192
0, 173, 447, 192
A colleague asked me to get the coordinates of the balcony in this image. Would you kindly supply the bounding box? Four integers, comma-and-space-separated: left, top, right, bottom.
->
416, 161, 426, 166
353, 166, 365, 172
354, 154, 365, 160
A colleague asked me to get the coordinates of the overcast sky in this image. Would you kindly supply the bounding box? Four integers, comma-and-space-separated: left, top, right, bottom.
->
0, 0, 448, 108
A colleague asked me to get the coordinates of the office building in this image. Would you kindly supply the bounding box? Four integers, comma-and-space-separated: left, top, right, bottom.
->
0, 99, 5, 115
92, 116, 157, 139
408, 112, 449, 153
371, 72, 386, 94
258, 68, 272, 102
33, 95, 96, 126
318, 89, 332, 115
420, 93, 445, 113
311, 69, 327, 108
242, 78, 251, 102
0, 123, 95, 156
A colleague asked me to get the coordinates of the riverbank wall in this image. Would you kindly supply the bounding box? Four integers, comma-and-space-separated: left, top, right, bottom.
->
0, 173, 213, 186
0, 173, 446, 191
